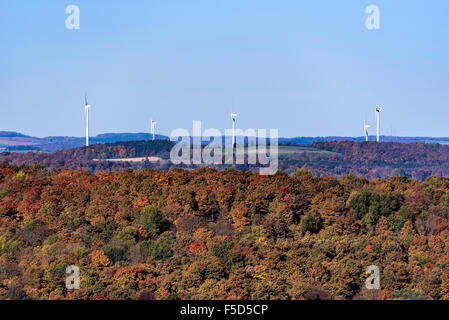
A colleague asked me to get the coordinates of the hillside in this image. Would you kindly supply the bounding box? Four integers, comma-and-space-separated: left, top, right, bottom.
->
0, 132, 170, 152
3, 131, 449, 152
280, 136, 449, 145
0, 132, 44, 149
0, 140, 175, 172
42, 133, 170, 151
4, 140, 449, 180
1, 164, 449, 299
277, 142, 449, 180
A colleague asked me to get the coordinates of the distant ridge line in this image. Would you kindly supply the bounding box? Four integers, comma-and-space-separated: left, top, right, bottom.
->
2, 131, 449, 152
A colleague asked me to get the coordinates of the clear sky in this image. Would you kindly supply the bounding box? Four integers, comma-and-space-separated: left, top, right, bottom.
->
1, 0, 448, 138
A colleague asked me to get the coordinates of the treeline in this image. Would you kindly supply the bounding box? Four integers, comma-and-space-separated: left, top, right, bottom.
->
74, 140, 175, 159
1, 163, 449, 299
0, 140, 175, 172
312, 141, 449, 165
277, 141, 449, 181
4, 140, 449, 181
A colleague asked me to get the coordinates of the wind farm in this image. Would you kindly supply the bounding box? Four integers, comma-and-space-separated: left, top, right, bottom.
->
79, 93, 389, 150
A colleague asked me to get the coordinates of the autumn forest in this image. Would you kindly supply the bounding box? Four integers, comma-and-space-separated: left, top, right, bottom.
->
1, 158, 449, 300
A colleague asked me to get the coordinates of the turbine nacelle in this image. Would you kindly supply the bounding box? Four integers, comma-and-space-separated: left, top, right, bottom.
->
375, 107, 382, 142
364, 119, 370, 131
231, 109, 237, 147
84, 94, 92, 147
364, 121, 371, 142
84, 94, 91, 107
151, 119, 157, 141
84, 95, 92, 113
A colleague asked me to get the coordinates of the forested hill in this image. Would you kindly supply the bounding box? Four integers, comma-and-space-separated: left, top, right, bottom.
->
4, 140, 449, 180
65, 140, 175, 159
1, 164, 449, 299
0, 132, 170, 152
278, 141, 449, 181
3, 130, 449, 152
312, 141, 449, 165
0, 140, 175, 172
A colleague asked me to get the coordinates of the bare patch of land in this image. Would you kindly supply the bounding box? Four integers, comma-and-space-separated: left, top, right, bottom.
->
93, 156, 163, 163
241, 145, 338, 156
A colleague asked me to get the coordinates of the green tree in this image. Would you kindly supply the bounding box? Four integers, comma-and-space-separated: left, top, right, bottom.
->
140, 238, 173, 260
142, 205, 171, 237
299, 213, 321, 233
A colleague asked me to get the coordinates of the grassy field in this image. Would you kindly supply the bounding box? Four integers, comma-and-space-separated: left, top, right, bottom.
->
93, 156, 163, 162
238, 145, 338, 156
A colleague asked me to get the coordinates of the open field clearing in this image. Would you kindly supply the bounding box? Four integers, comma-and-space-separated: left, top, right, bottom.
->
0, 137, 42, 146
241, 145, 339, 156
94, 156, 163, 162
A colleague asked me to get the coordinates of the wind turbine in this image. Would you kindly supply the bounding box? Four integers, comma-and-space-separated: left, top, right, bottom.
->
231, 110, 237, 148
376, 107, 382, 142
151, 119, 157, 141
364, 121, 370, 142
84, 94, 92, 147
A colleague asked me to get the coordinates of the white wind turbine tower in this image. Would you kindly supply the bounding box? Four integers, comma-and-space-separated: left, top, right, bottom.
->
151, 119, 157, 141
364, 121, 370, 142
231, 110, 237, 147
84, 94, 92, 147
376, 107, 382, 142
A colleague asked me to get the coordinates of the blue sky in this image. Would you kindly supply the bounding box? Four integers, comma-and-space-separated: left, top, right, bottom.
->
1, 0, 448, 138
